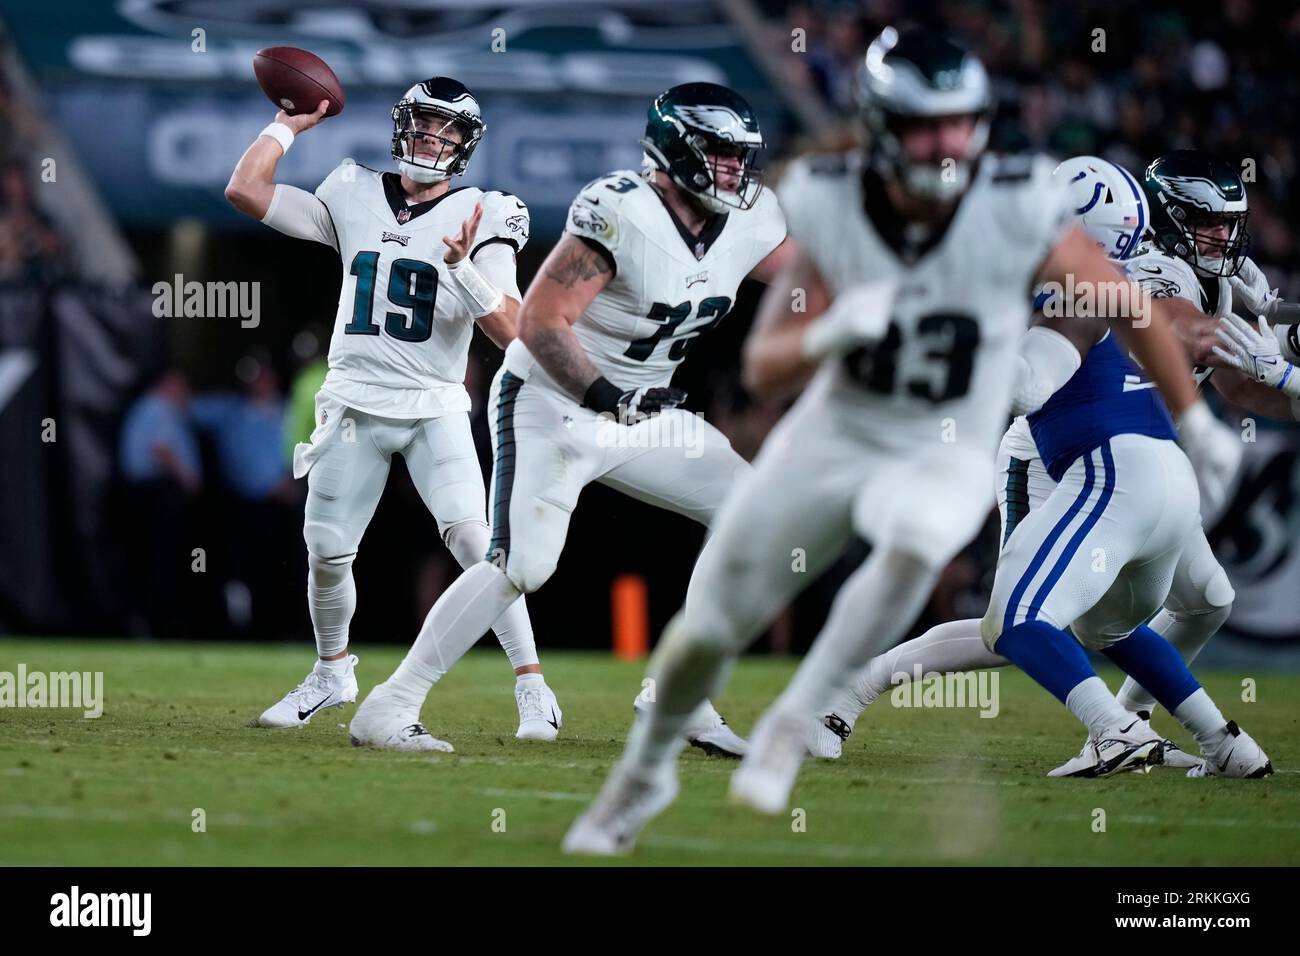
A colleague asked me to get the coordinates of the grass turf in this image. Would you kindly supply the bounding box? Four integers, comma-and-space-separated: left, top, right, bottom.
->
1, 637, 1296, 866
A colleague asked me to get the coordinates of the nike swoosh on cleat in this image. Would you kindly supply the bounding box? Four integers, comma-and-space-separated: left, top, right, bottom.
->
1119, 720, 1139, 734
547, 707, 559, 730
297, 696, 334, 721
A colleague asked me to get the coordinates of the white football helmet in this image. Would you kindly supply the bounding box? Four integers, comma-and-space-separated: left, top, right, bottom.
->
1053, 156, 1147, 261
391, 77, 485, 184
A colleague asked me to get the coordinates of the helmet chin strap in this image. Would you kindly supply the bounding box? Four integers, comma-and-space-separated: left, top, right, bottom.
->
399, 160, 449, 184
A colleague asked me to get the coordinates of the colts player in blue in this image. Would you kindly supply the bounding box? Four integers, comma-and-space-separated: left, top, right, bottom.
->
976, 158, 1273, 779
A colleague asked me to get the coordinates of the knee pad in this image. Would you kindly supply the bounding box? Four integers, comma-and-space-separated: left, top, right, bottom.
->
499, 552, 555, 595
304, 520, 355, 564
1203, 564, 1235, 612
442, 519, 491, 570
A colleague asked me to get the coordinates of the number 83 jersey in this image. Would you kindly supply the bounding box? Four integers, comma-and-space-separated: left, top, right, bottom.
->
312, 160, 529, 418
504, 169, 786, 395
781, 152, 1073, 453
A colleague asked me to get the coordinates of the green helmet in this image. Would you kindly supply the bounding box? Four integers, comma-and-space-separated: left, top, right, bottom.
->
1142, 150, 1249, 278
855, 26, 993, 202
641, 82, 764, 214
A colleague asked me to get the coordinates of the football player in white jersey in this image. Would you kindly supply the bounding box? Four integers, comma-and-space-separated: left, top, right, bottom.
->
225, 77, 545, 736
563, 29, 1217, 855
347, 82, 789, 753
811, 152, 1297, 774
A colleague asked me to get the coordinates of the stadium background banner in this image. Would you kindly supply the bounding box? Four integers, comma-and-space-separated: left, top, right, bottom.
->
1, 0, 783, 237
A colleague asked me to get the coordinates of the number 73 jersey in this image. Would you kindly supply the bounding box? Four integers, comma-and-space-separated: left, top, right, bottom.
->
782, 152, 1074, 452
504, 169, 786, 394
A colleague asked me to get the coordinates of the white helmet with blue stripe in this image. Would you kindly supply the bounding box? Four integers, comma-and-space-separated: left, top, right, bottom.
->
1052, 156, 1147, 261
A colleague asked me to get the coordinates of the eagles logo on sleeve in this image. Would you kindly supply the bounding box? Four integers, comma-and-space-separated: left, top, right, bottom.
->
568, 198, 615, 245
505, 214, 529, 241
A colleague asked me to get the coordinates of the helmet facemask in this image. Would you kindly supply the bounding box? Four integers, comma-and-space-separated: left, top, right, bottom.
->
1169, 204, 1250, 278
643, 127, 764, 215
391, 102, 483, 184
868, 107, 990, 204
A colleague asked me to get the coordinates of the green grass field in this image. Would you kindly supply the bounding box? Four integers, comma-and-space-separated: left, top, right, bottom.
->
1, 637, 1296, 866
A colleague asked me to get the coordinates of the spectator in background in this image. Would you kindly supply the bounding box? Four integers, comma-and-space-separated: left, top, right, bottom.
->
191, 353, 299, 637
0, 158, 64, 282
283, 328, 328, 466
118, 369, 200, 636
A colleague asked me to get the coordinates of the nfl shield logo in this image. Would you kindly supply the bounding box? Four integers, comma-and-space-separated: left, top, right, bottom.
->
397, 208, 411, 224
694, 241, 705, 259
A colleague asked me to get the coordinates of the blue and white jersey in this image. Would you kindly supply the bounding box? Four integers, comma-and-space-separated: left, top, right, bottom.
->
1027, 329, 1178, 481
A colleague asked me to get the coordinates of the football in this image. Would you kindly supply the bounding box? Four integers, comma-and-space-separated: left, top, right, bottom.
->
252, 46, 345, 117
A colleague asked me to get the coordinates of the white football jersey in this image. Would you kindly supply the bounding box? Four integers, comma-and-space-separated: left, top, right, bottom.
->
1124, 242, 1231, 387
504, 169, 786, 394
783, 151, 1074, 453
305, 161, 529, 418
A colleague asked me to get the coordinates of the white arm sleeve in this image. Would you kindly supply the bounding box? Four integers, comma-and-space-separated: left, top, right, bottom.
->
1010, 326, 1084, 417
469, 241, 521, 302
261, 184, 338, 250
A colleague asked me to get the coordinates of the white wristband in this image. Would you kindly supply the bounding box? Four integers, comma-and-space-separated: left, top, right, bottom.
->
447, 255, 503, 319
259, 122, 295, 155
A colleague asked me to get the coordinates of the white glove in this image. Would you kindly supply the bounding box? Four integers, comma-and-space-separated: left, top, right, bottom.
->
1227, 257, 1277, 318
1213, 312, 1300, 398
802, 279, 898, 362
1177, 400, 1242, 516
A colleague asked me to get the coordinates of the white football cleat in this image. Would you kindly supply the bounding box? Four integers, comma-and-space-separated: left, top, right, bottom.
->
515, 676, 562, 742
1129, 711, 1203, 769
562, 761, 679, 856
349, 683, 454, 753
1186, 721, 1273, 779
257, 655, 359, 728
632, 695, 748, 757
1048, 717, 1162, 778
807, 712, 853, 760
729, 708, 814, 815
684, 702, 748, 758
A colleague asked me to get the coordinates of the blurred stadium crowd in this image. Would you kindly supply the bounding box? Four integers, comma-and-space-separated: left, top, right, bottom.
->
2, 1, 1297, 649
762, 0, 1300, 292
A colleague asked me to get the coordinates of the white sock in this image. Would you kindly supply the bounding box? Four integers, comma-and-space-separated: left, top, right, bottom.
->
386, 561, 522, 705
1064, 676, 1134, 738
834, 617, 1008, 726
1114, 605, 1229, 714
443, 521, 539, 671
778, 548, 939, 719
1171, 687, 1230, 755
316, 656, 351, 675
308, 553, 355, 659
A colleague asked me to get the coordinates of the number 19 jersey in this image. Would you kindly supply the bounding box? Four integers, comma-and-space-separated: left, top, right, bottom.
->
314, 161, 530, 419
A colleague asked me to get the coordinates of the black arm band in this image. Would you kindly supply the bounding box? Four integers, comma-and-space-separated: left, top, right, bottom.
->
582, 376, 623, 414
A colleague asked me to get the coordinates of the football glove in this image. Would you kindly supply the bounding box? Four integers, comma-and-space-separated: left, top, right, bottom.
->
801, 279, 897, 362
583, 376, 687, 423
1177, 400, 1243, 516
1213, 312, 1300, 398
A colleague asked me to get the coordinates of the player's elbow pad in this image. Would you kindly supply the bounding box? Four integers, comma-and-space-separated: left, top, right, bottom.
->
1010, 326, 1082, 417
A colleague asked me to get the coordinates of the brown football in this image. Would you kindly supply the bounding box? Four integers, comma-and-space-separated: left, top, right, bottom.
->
253, 47, 345, 117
